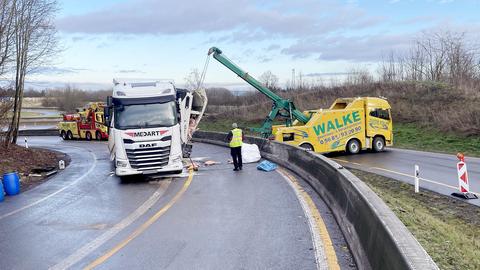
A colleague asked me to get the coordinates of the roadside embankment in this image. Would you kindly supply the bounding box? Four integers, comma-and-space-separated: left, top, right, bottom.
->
193, 131, 438, 270
352, 169, 480, 270
0, 143, 69, 191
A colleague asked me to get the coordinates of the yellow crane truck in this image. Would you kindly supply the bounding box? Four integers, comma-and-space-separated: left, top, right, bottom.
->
272, 97, 393, 154
208, 47, 393, 154
58, 102, 108, 140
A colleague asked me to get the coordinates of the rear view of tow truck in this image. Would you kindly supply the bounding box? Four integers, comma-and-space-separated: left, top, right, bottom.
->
58, 102, 108, 141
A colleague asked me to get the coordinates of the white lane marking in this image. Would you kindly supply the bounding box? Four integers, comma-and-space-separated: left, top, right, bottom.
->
0, 150, 98, 221
49, 180, 171, 270
331, 158, 480, 196
277, 169, 330, 270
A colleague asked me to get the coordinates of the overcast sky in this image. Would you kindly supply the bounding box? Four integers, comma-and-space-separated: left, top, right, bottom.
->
29, 0, 480, 90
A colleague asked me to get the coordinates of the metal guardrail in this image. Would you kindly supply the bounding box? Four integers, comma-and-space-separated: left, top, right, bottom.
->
18, 129, 58, 136
193, 131, 439, 270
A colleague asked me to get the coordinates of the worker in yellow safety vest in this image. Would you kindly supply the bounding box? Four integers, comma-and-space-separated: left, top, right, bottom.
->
226, 123, 244, 171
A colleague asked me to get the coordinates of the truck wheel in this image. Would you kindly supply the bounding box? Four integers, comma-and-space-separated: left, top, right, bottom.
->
299, 143, 314, 151
61, 131, 67, 140
373, 137, 385, 152
86, 132, 92, 141
347, 139, 361, 154
67, 131, 73, 140
96, 131, 101, 141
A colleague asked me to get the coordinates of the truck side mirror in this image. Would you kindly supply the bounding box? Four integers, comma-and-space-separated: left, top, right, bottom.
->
105, 96, 112, 127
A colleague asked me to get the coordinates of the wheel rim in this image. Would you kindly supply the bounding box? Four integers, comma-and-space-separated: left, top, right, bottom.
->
376, 140, 384, 150
96, 132, 101, 140
350, 142, 359, 153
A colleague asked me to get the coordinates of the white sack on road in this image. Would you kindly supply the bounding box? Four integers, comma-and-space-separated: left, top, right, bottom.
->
242, 143, 261, 163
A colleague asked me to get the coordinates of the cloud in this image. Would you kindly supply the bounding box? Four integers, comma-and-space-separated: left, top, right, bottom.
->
117, 69, 145, 74
56, 0, 384, 40
265, 44, 281, 51
282, 33, 413, 62
34, 66, 89, 75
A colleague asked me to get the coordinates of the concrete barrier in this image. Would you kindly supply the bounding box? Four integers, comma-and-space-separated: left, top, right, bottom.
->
193, 131, 438, 270
18, 129, 58, 136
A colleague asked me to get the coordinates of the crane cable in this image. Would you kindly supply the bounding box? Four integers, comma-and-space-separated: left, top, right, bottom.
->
197, 53, 211, 90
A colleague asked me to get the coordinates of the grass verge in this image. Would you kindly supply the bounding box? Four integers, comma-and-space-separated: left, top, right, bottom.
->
351, 169, 480, 270
394, 123, 480, 157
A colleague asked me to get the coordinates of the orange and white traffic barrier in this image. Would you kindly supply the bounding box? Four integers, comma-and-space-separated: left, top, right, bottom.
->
451, 153, 478, 200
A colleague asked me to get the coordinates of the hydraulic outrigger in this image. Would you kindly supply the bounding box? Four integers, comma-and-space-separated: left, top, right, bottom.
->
208, 47, 311, 137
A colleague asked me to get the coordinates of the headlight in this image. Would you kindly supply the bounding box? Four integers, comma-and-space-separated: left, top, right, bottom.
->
116, 159, 128, 168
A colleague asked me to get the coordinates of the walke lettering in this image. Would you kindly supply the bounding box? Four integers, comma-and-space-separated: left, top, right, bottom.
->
313, 111, 361, 136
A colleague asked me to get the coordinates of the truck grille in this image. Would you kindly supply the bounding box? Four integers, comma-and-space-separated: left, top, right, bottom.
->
126, 146, 170, 170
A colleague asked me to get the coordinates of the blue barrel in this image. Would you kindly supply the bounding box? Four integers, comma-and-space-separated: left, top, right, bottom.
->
0, 180, 4, 202
2, 172, 20, 196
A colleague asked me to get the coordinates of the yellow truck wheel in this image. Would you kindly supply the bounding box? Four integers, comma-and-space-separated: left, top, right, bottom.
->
347, 139, 361, 154
373, 136, 385, 152
67, 131, 73, 140
299, 143, 314, 151
86, 131, 92, 141
61, 131, 67, 140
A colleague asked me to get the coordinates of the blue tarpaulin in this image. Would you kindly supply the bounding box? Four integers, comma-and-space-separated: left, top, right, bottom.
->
256, 160, 277, 172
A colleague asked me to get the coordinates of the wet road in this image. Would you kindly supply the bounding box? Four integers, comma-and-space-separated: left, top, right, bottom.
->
330, 148, 480, 206
0, 137, 354, 269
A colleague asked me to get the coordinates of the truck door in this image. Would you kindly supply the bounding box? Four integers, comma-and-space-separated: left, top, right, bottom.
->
366, 108, 392, 141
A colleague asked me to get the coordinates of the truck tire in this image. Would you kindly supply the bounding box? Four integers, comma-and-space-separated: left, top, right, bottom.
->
373, 136, 385, 152
67, 131, 73, 140
86, 132, 92, 141
96, 131, 102, 141
61, 131, 67, 140
299, 143, 314, 151
347, 139, 361, 154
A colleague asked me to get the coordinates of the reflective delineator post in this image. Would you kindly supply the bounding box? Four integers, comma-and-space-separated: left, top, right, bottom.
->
59, 160, 65, 170
414, 165, 419, 193
451, 153, 478, 200
24, 137, 28, 149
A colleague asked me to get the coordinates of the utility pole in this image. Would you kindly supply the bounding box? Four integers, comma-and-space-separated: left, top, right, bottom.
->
292, 69, 295, 90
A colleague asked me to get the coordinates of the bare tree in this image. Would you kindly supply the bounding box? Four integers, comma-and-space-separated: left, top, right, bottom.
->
184, 68, 203, 91
0, 0, 15, 75
259, 70, 279, 89
4, 0, 58, 146
379, 30, 480, 91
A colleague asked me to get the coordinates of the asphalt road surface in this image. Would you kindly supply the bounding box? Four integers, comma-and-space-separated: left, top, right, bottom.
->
329, 148, 480, 206
0, 137, 355, 269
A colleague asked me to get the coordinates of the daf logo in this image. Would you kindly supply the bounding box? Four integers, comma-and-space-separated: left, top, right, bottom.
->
139, 143, 157, 148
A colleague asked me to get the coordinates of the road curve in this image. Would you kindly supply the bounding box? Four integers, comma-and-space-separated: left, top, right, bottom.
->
0, 137, 355, 269
330, 148, 480, 206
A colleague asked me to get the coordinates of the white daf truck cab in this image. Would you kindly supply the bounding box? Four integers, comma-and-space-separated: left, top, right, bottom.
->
105, 79, 206, 178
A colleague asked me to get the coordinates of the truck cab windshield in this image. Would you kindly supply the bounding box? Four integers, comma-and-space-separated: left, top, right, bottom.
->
114, 101, 177, 130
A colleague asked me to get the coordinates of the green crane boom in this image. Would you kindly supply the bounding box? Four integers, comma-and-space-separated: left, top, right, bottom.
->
208, 47, 310, 137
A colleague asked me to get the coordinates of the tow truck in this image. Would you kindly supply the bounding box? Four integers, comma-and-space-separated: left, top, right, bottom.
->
208, 47, 393, 154
58, 102, 108, 140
